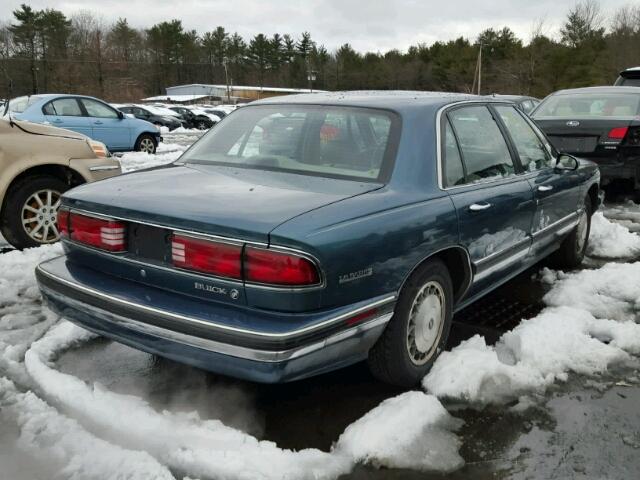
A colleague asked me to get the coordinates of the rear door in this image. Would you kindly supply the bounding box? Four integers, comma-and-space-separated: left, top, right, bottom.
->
443, 104, 535, 295
494, 104, 581, 254
80, 98, 129, 150
42, 97, 92, 137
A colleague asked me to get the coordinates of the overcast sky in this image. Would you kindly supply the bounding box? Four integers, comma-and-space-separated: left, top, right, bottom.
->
0, 0, 633, 52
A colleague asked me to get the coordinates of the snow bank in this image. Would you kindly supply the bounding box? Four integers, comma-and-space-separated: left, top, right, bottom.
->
424, 262, 640, 404
0, 245, 63, 386
24, 323, 351, 480
22, 320, 465, 479
0, 377, 175, 480
118, 146, 185, 173
335, 391, 464, 472
587, 212, 640, 258
544, 262, 640, 322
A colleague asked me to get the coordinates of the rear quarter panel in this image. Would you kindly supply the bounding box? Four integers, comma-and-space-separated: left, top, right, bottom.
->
266, 187, 458, 309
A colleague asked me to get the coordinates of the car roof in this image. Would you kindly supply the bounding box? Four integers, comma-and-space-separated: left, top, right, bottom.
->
621, 66, 640, 73
551, 86, 640, 95
252, 90, 483, 113
486, 94, 539, 102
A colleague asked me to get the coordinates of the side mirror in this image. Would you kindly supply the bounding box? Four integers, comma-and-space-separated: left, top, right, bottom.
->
555, 153, 579, 171
117, 110, 124, 120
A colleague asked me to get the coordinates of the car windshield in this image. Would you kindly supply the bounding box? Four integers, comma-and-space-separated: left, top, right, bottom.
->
6, 95, 43, 114
533, 93, 640, 118
179, 104, 399, 182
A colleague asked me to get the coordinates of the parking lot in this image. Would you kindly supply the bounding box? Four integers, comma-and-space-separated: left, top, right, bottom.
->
1, 129, 639, 479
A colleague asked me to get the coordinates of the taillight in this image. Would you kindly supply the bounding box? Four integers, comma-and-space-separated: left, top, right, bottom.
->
171, 234, 242, 279
57, 209, 69, 237
69, 213, 126, 252
244, 247, 320, 286
624, 127, 640, 146
608, 127, 628, 139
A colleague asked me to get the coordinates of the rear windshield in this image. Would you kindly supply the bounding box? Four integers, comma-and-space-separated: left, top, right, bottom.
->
179, 104, 399, 182
7, 95, 42, 114
533, 93, 640, 118
617, 77, 640, 87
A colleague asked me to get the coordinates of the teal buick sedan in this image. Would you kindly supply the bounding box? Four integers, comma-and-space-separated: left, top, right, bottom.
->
36, 92, 600, 386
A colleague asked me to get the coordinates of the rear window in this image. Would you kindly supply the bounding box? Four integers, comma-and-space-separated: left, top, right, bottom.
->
180, 104, 400, 182
7, 95, 42, 114
534, 93, 640, 118
617, 77, 640, 87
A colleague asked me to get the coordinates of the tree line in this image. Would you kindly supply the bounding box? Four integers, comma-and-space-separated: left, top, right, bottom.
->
0, 0, 638, 102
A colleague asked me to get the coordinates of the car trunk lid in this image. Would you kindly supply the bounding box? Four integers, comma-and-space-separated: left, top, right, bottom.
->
63, 163, 381, 242
535, 117, 636, 162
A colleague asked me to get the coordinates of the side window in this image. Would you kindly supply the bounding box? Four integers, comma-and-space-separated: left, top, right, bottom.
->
448, 106, 515, 182
81, 99, 118, 119
495, 105, 553, 172
443, 120, 465, 187
45, 98, 83, 117
42, 102, 55, 115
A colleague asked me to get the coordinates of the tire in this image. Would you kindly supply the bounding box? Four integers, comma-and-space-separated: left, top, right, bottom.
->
368, 259, 453, 387
135, 134, 156, 154
552, 196, 592, 269
196, 121, 208, 130
1, 175, 70, 250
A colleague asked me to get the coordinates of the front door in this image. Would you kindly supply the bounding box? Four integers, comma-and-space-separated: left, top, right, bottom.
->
492, 105, 581, 254
442, 105, 536, 296
80, 98, 130, 151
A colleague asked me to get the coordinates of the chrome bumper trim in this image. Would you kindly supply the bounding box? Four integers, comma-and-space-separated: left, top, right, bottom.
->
36, 264, 396, 340
40, 283, 392, 363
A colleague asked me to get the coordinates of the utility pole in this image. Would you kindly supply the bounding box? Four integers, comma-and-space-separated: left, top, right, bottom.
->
478, 43, 482, 95
223, 58, 231, 104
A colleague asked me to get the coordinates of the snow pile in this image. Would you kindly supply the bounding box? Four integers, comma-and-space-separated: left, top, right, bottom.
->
335, 391, 464, 472
22, 321, 465, 479
587, 212, 640, 259
0, 377, 174, 480
424, 262, 640, 404
0, 244, 62, 386
118, 142, 187, 173
544, 262, 640, 321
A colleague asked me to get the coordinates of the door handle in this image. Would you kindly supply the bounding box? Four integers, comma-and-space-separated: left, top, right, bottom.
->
469, 202, 492, 212
537, 185, 553, 192
52, 119, 63, 123
94, 120, 103, 125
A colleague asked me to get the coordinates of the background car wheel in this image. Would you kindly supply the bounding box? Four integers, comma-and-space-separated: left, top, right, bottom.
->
1, 175, 69, 250
135, 134, 156, 154
197, 121, 208, 130
367, 259, 453, 387
552, 196, 592, 269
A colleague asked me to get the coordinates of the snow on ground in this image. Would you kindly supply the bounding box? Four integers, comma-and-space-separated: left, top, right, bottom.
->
117, 142, 188, 173
587, 211, 640, 258
424, 259, 640, 405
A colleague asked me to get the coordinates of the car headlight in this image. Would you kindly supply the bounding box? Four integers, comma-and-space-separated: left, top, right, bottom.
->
88, 140, 109, 158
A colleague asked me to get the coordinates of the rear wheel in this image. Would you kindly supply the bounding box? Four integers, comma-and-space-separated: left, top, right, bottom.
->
553, 196, 592, 269
1, 175, 70, 249
196, 120, 208, 130
368, 259, 453, 387
135, 134, 156, 154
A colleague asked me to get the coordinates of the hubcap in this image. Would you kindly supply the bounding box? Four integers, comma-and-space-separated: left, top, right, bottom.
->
140, 138, 155, 153
406, 281, 446, 365
21, 189, 61, 244
576, 210, 588, 254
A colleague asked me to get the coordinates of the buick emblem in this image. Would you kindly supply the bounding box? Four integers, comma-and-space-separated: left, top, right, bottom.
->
566, 120, 580, 127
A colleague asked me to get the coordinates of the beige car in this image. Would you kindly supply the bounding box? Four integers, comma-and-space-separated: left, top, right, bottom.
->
0, 117, 121, 249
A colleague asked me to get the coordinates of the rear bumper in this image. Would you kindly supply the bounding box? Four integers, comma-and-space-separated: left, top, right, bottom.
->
36, 256, 395, 383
